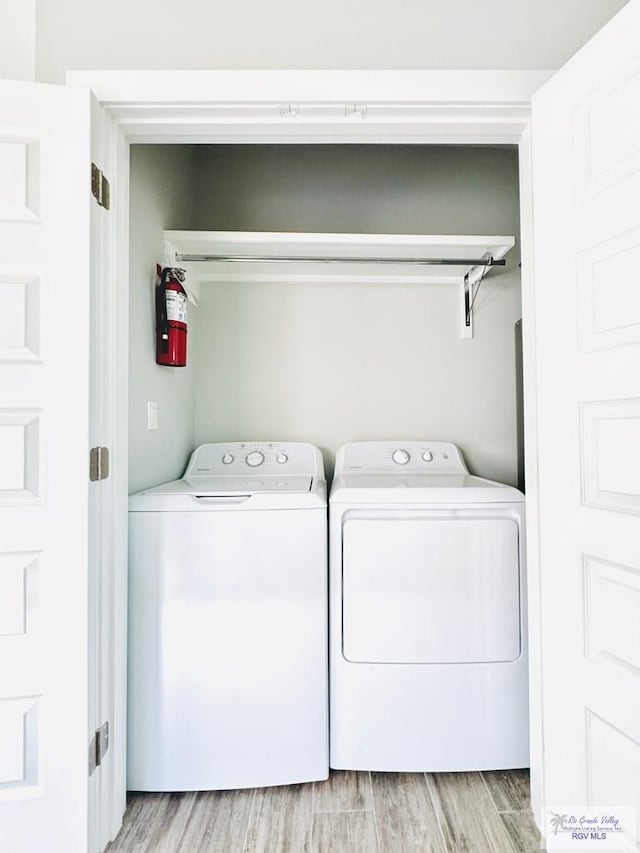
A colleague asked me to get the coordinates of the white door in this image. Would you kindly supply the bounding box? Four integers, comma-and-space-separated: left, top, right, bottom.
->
0, 79, 100, 853
88, 94, 126, 853
533, 0, 640, 844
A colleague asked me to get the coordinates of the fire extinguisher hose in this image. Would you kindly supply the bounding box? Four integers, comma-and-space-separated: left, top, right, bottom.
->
156, 270, 170, 353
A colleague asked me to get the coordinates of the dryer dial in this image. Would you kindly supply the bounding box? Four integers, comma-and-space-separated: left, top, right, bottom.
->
421, 451, 433, 462
392, 449, 410, 465
246, 451, 265, 467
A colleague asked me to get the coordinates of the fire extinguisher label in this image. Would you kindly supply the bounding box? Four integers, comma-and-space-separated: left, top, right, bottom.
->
166, 290, 187, 323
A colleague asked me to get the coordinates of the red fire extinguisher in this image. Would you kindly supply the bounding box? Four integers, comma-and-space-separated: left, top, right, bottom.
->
156, 266, 188, 367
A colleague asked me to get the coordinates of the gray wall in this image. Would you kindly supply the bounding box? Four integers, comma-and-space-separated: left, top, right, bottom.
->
128, 145, 200, 492
36, 0, 628, 83
191, 145, 521, 484
1, 1, 35, 79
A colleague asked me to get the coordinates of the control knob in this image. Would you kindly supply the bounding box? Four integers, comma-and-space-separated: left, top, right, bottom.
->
246, 451, 265, 467
222, 453, 234, 465
421, 451, 433, 462
276, 453, 288, 464
392, 449, 410, 465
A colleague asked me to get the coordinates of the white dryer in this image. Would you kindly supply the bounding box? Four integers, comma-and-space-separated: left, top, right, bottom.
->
329, 441, 528, 772
128, 441, 328, 791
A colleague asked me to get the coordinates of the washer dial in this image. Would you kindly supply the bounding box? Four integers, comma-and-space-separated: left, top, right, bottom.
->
276, 453, 288, 464
246, 451, 265, 467
392, 449, 410, 465
222, 453, 234, 465
421, 451, 433, 462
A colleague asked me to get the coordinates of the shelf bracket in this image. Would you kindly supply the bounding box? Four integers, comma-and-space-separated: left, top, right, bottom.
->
463, 273, 472, 339
462, 255, 494, 340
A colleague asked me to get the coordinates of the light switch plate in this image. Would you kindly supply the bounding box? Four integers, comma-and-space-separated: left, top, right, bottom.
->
147, 401, 158, 430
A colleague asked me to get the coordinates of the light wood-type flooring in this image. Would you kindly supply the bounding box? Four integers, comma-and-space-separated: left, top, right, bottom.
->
107, 769, 545, 852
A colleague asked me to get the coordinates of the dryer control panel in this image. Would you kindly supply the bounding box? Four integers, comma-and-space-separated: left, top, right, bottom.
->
335, 441, 468, 474
185, 441, 325, 479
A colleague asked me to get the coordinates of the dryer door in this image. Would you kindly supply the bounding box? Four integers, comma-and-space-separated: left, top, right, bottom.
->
342, 512, 521, 664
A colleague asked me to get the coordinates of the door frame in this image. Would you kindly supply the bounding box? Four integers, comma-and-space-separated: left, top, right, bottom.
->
70, 69, 550, 839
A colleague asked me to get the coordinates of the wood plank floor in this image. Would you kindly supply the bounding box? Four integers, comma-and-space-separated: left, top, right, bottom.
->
107, 770, 545, 852
108, 770, 541, 853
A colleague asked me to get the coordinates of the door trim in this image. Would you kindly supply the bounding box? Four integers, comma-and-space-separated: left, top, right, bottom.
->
69, 68, 547, 837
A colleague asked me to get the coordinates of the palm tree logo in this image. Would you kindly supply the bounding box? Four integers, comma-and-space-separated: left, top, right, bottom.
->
549, 812, 569, 835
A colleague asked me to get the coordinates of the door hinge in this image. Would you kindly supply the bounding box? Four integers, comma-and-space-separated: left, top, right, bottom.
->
89, 446, 110, 481
89, 721, 110, 776
91, 163, 111, 211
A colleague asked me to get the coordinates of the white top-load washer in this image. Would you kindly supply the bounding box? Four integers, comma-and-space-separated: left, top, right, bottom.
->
128, 441, 328, 791
330, 441, 528, 772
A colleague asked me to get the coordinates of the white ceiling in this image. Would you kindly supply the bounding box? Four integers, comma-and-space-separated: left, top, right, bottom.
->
35, 0, 630, 83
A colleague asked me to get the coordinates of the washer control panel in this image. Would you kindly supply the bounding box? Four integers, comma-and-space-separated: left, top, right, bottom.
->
185, 441, 324, 479
337, 441, 468, 474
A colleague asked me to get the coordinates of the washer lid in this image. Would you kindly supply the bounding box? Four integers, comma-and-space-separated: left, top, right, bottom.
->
129, 473, 326, 511
140, 475, 313, 496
